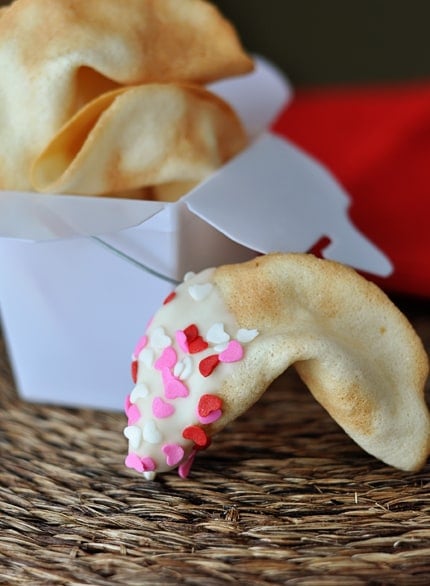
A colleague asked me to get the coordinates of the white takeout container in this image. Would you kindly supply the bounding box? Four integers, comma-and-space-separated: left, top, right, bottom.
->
0, 57, 392, 410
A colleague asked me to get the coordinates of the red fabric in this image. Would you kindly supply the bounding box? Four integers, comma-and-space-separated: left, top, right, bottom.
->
272, 82, 430, 297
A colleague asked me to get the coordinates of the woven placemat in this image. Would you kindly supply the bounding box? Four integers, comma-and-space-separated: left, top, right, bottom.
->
1, 296, 430, 586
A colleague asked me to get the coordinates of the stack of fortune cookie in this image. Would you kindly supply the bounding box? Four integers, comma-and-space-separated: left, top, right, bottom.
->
0, 0, 253, 201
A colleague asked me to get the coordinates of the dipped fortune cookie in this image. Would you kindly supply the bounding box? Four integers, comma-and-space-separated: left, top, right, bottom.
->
124, 253, 430, 480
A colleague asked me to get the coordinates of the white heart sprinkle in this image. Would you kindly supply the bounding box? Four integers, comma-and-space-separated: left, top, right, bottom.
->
143, 471, 156, 481
207, 322, 230, 345
139, 347, 154, 368
123, 425, 142, 450
236, 328, 259, 343
173, 361, 184, 378
143, 419, 162, 444
174, 355, 193, 380
183, 271, 196, 282
130, 383, 149, 403
188, 283, 213, 301
214, 342, 229, 353
150, 327, 171, 349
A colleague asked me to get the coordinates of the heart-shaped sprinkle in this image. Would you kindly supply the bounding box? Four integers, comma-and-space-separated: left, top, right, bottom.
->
178, 449, 197, 479
162, 444, 185, 467
183, 271, 196, 282
165, 377, 189, 399
150, 327, 171, 349
173, 360, 184, 378
130, 383, 149, 403
139, 347, 154, 368
161, 367, 172, 386
174, 356, 193, 380
124, 394, 132, 415
152, 397, 175, 419
163, 291, 176, 305
183, 324, 198, 342
141, 457, 156, 471
132, 335, 148, 359
198, 394, 223, 417
131, 360, 138, 383
125, 453, 144, 473
143, 419, 162, 444
198, 409, 222, 425
236, 328, 259, 343
176, 330, 189, 353
146, 316, 154, 329
199, 354, 220, 377
125, 454, 156, 473
188, 283, 213, 301
181, 355, 193, 379
214, 342, 229, 353
127, 404, 141, 425
182, 425, 210, 447
219, 340, 243, 363
206, 323, 230, 345
188, 336, 208, 354
123, 425, 142, 450
154, 346, 177, 371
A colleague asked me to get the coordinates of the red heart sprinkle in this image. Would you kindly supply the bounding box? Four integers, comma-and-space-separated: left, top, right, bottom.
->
196, 437, 211, 451
183, 324, 198, 342
163, 291, 176, 305
199, 355, 220, 377
131, 360, 138, 383
198, 394, 223, 417
124, 394, 132, 415
188, 336, 208, 354
182, 425, 210, 448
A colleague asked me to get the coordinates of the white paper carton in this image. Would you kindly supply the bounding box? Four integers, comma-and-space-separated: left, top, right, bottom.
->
0, 58, 392, 410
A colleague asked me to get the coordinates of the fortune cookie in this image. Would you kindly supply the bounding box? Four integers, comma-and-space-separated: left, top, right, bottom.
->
123, 253, 430, 480
30, 84, 247, 198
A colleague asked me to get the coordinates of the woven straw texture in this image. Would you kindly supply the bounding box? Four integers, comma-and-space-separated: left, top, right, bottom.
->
1, 296, 430, 586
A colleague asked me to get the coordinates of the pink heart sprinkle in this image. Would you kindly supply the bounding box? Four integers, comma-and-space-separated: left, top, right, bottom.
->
162, 444, 185, 466
155, 346, 177, 371
197, 408, 222, 425
127, 404, 141, 425
161, 367, 189, 399
152, 397, 175, 418
178, 449, 197, 479
125, 453, 155, 473
125, 453, 144, 473
124, 394, 132, 415
161, 366, 172, 386
132, 335, 148, 359
165, 377, 189, 399
146, 316, 154, 329
175, 330, 189, 353
219, 340, 243, 363
141, 457, 156, 472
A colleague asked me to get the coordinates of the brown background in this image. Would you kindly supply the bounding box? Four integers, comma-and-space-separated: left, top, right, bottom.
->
214, 0, 430, 86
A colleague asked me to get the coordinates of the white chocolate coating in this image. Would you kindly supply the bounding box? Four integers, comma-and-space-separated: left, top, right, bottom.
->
123, 268, 258, 479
